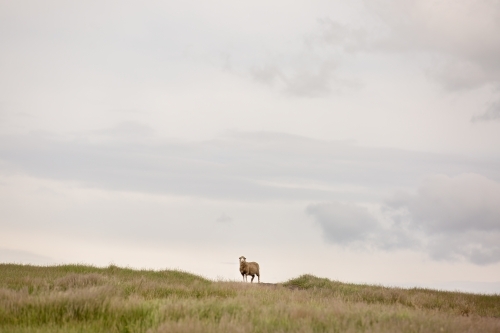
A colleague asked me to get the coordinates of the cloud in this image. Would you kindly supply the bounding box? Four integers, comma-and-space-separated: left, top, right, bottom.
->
306, 202, 379, 244
360, 0, 500, 122
311, 17, 369, 53
251, 64, 284, 86
388, 174, 500, 234
387, 174, 500, 264
2, 130, 499, 264
251, 58, 346, 98
307, 174, 500, 265
306, 201, 419, 250
425, 59, 498, 92
92, 121, 156, 141
0, 131, 498, 202
426, 231, 500, 265
364, 0, 500, 89
248, 0, 500, 102
472, 102, 500, 122
249, 19, 365, 98
215, 213, 232, 224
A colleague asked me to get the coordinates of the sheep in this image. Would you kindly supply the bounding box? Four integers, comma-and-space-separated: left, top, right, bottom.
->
239, 256, 260, 283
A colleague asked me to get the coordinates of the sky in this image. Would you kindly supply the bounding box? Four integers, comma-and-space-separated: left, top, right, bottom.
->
1, 0, 500, 294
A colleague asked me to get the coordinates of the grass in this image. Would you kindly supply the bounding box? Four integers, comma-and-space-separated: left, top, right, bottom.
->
0, 264, 499, 332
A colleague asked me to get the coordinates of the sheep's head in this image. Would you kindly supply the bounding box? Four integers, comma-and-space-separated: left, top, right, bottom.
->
239, 256, 246, 263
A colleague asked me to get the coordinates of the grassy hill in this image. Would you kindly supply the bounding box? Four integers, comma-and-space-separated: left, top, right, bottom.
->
0, 264, 499, 333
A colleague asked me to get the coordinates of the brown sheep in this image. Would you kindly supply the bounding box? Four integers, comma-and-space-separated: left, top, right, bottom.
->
239, 256, 260, 283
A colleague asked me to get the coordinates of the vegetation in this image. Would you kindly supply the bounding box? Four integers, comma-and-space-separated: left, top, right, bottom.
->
0, 264, 499, 333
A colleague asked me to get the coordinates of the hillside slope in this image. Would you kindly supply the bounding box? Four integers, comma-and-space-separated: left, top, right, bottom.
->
0, 264, 499, 333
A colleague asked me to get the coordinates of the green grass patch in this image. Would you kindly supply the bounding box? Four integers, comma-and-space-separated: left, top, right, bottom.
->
1, 264, 499, 333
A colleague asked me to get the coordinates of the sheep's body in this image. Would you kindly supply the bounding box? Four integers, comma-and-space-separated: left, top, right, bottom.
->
239, 256, 260, 283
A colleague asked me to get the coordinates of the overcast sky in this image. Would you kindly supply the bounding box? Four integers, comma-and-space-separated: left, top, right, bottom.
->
1, 0, 500, 294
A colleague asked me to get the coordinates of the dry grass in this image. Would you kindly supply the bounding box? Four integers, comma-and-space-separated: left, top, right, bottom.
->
0, 264, 499, 333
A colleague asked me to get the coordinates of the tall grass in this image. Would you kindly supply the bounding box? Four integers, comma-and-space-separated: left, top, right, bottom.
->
0, 264, 499, 333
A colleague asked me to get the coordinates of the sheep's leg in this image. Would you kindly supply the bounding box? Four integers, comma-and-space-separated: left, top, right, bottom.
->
257, 273, 260, 283
250, 274, 255, 283
241, 273, 245, 282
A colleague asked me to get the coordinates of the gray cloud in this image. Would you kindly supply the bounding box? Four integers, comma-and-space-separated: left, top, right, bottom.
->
1, 130, 497, 202
215, 213, 232, 224
308, 174, 500, 265
361, 0, 500, 99
306, 201, 418, 250
472, 102, 500, 122
283, 59, 339, 97
298, 2, 500, 117
251, 58, 347, 97
249, 18, 366, 98
387, 174, 500, 265
306, 202, 379, 244
427, 231, 500, 265
388, 174, 500, 234
425, 59, 498, 92
311, 17, 369, 53
364, 0, 500, 122
251, 64, 285, 85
